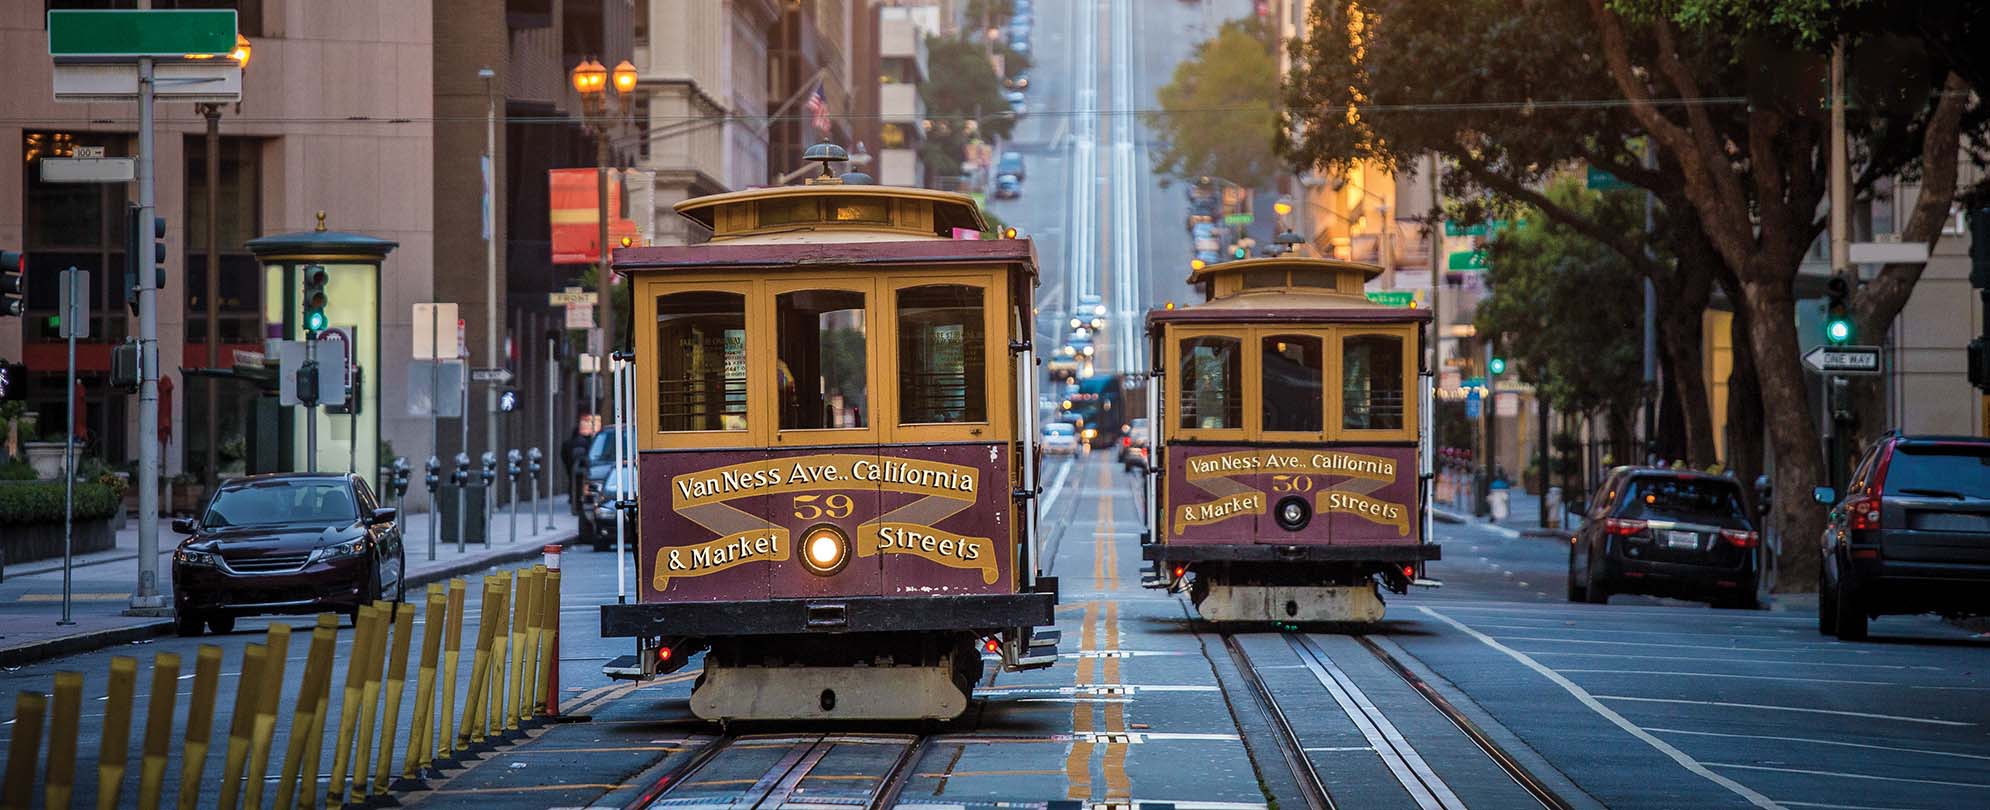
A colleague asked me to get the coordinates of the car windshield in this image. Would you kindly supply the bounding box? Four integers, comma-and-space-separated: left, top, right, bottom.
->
1887, 445, 1990, 499
204, 480, 357, 528
1616, 476, 1747, 524
587, 426, 621, 464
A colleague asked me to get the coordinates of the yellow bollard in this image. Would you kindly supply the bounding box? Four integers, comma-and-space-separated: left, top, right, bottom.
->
297, 616, 338, 810
3, 690, 47, 810
459, 577, 500, 747
488, 572, 512, 737
96, 655, 139, 810
404, 584, 446, 778
348, 601, 392, 804
46, 672, 83, 810
510, 567, 537, 729
176, 646, 222, 810
522, 565, 546, 718
274, 616, 338, 810
437, 578, 467, 763
242, 623, 293, 810
215, 645, 265, 810
136, 653, 184, 810
326, 603, 381, 810
372, 602, 416, 794
539, 570, 561, 716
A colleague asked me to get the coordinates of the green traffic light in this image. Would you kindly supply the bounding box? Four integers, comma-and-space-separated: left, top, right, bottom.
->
306, 311, 328, 332
1489, 357, 1507, 375
1825, 318, 1852, 344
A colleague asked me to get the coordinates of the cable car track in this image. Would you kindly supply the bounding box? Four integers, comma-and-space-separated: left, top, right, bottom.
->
630, 734, 929, 810
1226, 632, 1569, 810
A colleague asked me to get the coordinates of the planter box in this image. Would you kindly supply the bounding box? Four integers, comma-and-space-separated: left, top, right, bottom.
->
0, 517, 116, 565
23, 442, 67, 480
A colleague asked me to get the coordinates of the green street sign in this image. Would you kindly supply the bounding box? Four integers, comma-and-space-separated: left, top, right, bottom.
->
1444, 220, 1501, 237
1586, 165, 1633, 191
1365, 291, 1418, 308
1223, 213, 1254, 226
1447, 249, 1487, 271
48, 10, 236, 59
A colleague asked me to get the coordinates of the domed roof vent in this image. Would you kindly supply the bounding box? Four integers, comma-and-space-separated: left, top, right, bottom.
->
802, 141, 850, 185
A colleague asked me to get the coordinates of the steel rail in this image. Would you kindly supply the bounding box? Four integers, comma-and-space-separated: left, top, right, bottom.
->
1221, 634, 1339, 810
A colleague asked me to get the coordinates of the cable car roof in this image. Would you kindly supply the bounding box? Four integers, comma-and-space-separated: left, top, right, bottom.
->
673, 183, 989, 241
1185, 256, 1383, 286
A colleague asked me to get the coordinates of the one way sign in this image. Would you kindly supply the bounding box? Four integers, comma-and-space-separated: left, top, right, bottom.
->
1802, 345, 1882, 376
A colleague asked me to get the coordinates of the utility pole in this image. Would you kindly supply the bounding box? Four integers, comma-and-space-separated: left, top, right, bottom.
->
1826, 36, 1852, 492
201, 103, 220, 489
481, 67, 501, 502
1641, 146, 1658, 465
129, 0, 166, 614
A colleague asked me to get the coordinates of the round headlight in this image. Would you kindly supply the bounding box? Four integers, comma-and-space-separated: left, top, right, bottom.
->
1275, 496, 1311, 532
801, 525, 850, 576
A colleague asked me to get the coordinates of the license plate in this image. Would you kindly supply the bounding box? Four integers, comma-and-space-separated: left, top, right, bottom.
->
1665, 530, 1699, 549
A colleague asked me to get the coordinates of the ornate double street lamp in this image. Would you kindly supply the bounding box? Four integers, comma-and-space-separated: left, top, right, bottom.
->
194, 34, 251, 487
570, 58, 638, 412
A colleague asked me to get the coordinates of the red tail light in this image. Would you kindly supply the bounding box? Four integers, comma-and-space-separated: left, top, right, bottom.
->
1718, 529, 1759, 548
1171, 565, 1186, 579
984, 638, 1001, 653
657, 646, 672, 662
1401, 565, 1415, 578
1122, 436, 1132, 447
1845, 495, 1882, 530
1603, 518, 1647, 537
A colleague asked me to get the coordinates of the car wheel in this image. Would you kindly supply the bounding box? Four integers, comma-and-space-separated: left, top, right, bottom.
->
394, 557, 407, 604
1583, 550, 1610, 604
1833, 576, 1868, 641
1817, 569, 1839, 636
206, 614, 235, 634
175, 612, 205, 637
1566, 545, 1588, 603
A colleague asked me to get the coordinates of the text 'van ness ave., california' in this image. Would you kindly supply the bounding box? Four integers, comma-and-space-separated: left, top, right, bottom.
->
1184, 450, 1396, 482
673, 454, 981, 508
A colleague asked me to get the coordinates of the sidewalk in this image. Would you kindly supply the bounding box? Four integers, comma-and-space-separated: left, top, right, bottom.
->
1432, 487, 1575, 540
0, 496, 579, 667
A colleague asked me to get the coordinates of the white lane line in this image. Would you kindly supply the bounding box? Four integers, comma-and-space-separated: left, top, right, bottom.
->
1427, 602, 1822, 626
1707, 762, 1990, 790
1519, 649, 1923, 671
1039, 457, 1076, 513
1555, 668, 1893, 686
1495, 635, 1853, 654
1465, 622, 1806, 640
1419, 606, 1785, 810
1595, 695, 1971, 727
1647, 727, 1990, 762
1778, 802, 1942, 810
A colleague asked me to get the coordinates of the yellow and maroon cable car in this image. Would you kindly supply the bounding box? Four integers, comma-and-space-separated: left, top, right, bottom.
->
599, 148, 1058, 721
1141, 256, 1438, 622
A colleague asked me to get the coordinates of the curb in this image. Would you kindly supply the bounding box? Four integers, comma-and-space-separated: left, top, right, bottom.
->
0, 530, 574, 669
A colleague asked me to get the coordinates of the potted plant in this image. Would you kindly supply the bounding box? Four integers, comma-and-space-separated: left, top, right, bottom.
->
23, 429, 68, 480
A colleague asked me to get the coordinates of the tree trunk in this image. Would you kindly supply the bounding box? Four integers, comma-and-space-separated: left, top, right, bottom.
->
1741, 274, 1826, 592
1658, 217, 1720, 468
1723, 289, 1766, 508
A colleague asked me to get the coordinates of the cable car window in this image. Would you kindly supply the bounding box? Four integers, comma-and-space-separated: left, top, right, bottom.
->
897, 284, 986, 424
827, 197, 890, 224
758, 198, 819, 226
778, 289, 868, 429
1261, 335, 1323, 432
1177, 336, 1242, 430
1289, 268, 1338, 289
656, 291, 747, 432
1243, 269, 1286, 289
1342, 333, 1406, 430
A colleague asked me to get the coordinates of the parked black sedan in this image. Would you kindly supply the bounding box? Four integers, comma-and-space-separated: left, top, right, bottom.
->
1568, 466, 1760, 609
171, 472, 405, 635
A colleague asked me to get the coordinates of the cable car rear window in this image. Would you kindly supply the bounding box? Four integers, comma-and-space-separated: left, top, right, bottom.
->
656, 291, 747, 432
1262, 335, 1323, 432
778, 289, 868, 429
1178, 336, 1242, 430
897, 284, 986, 424
1341, 333, 1405, 430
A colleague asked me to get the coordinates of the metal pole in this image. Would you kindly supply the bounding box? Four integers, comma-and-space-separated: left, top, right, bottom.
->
61, 268, 79, 626
613, 355, 626, 604
1827, 38, 1850, 491
483, 68, 501, 502
508, 467, 518, 545
203, 104, 220, 489
459, 369, 469, 552
305, 337, 318, 472
428, 309, 440, 561
595, 120, 613, 417
1537, 386, 1550, 528
1427, 152, 1442, 377
545, 333, 557, 530
131, 38, 166, 613
1641, 145, 1659, 464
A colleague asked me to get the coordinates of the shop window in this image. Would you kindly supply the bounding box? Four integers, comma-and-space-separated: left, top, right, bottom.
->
183, 135, 262, 345
1342, 333, 1406, 430
1177, 336, 1242, 430
655, 291, 747, 432
778, 289, 868, 429
1262, 335, 1323, 433
897, 284, 985, 424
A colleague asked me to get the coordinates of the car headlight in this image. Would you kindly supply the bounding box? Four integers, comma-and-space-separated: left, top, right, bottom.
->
318, 537, 370, 561
173, 547, 218, 567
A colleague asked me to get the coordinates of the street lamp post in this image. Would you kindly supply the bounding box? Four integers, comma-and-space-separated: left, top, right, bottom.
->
570, 58, 637, 417
195, 34, 249, 491
480, 66, 498, 498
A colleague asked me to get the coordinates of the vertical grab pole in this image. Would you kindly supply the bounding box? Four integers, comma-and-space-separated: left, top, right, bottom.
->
1015, 308, 1040, 588
613, 354, 627, 604
1420, 371, 1436, 554
1145, 361, 1160, 543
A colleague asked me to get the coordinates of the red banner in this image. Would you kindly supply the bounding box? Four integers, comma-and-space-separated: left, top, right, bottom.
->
550, 168, 640, 265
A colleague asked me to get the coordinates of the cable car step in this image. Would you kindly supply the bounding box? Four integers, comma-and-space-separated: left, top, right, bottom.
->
1030, 629, 1061, 649
1411, 577, 1444, 588
603, 654, 644, 681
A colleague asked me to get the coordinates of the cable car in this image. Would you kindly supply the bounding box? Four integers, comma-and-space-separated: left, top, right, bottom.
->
599, 145, 1059, 721
1140, 257, 1438, 622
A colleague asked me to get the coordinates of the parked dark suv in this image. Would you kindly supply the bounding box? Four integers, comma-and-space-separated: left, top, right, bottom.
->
1568, 467, 1760, 609
1815, 434, 1990, 640
171, 473, 405, 635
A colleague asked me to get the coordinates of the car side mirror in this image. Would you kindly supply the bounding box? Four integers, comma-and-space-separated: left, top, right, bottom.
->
369, 507, 398, 526
171, 516, 197, 534
1812, 486, 1836, 505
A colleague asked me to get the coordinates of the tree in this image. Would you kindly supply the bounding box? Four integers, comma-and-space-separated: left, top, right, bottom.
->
1146, 17, 1283, 188
920, 35, 1017, 180
1475, 177, 1647, 460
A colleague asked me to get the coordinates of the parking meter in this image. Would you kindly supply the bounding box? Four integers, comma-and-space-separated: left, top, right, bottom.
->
507, 448, 523, 479
526, 447, 543, 476
425, 456, 442, 491
479, 451, 497, 486
1753, 474, 1773, 518
391, 456, 412, 498
452, 452, 471, 486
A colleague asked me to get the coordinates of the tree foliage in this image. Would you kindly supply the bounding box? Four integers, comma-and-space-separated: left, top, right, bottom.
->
1146, 17, 1282, 188
1475, 178, 1645, 423
920, 36, 1017, 180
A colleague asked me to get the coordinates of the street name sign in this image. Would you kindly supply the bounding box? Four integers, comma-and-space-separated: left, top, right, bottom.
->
1447, 249, 1488, 271
471, 368, 514, 384
41, 157, 135, 184
1222, 213, 1254, 226
48, 10, 236, 58
1364, 291, 1419, 308
548, 287, 597, 306
1585, 165, 1633, 191
1849, 241, 1930, 265
565, 301, 596, 329
1802, 345, 1882, 376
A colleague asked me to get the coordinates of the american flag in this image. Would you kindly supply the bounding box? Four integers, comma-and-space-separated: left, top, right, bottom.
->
806, 86, 832, 136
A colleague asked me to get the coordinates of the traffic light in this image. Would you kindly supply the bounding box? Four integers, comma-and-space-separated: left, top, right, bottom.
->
498, 387, 518, 413
1231, 245, 1247, 260
1488, 356, 1507, 376
1824, 276, 1853, 345
124, 211, 165, 316
152, 215, 166, 291
301, 264, 330, 333
296, 360, 320, 406
0, 251, 24, 317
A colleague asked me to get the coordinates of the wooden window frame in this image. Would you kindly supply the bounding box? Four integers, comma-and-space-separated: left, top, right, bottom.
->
1257, 328, 1332, 444
635, 276, 765, 450
1330, 324, 1419, 443
769, 277, 882, 447
882, 273, 1010, 445
1166, 326, 1251, 443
